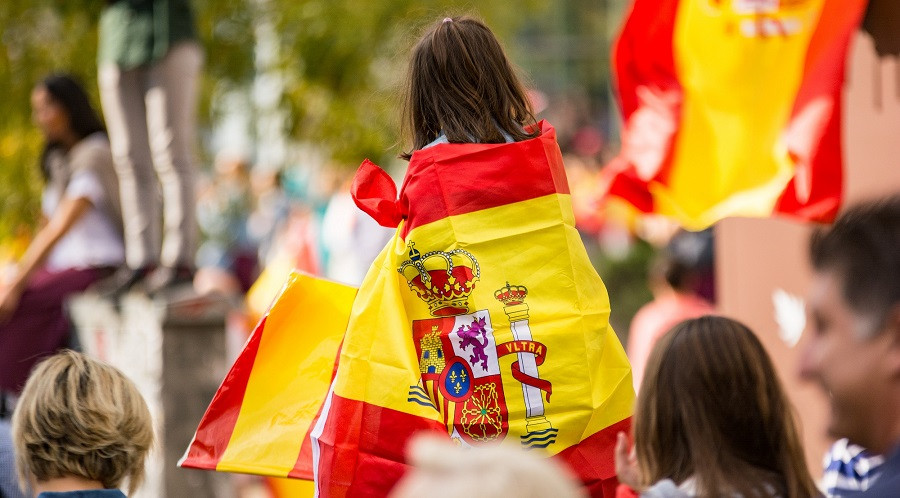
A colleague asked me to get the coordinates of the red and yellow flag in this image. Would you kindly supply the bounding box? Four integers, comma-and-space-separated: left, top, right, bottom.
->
607, 0, 867, 229
181, 122, 634, 497
180, 272, 354, 485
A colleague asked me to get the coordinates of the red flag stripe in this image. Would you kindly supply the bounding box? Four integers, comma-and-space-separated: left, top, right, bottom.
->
180, 317, 267, 470
607, 0, 682, 212
310, 393, 446, 497
612, 0, 680, 119
397, 121, 570, 238
556, 416, 632, 497
311, 389, 631, 497
773, 0, 867, 221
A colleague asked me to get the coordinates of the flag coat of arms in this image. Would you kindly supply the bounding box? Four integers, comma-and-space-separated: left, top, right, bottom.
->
181, 121, 634, 497
607, 0, 867, 229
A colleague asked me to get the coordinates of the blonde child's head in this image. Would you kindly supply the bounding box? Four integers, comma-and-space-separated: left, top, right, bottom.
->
12, 350, 153, 495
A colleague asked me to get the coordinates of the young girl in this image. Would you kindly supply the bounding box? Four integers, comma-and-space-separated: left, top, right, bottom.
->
399, 16, 538, 156
313, 16, 634, 497
615, 316, 819, 497
0, 75, 123, 399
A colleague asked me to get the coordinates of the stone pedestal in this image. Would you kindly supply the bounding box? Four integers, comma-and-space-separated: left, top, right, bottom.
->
69, 290, 236, 498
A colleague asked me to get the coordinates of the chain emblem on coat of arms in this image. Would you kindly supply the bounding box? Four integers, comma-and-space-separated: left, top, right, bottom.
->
400, 242, 558, 449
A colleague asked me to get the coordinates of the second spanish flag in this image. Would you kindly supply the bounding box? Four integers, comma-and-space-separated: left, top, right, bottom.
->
608, 0, 867, 229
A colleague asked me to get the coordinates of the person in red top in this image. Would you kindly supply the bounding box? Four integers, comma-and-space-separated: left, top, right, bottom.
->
627, 231, 714, 392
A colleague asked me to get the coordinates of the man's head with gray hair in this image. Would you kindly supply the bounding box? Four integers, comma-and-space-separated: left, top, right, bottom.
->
809, 196, 900, 337
801, 195, 900, 456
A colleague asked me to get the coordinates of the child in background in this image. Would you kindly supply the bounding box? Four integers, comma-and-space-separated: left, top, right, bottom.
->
11, 351, 153, 497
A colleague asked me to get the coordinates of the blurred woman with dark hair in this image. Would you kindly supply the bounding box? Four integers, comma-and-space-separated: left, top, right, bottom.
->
616, 316, 819, 497
0, 74, 123, 402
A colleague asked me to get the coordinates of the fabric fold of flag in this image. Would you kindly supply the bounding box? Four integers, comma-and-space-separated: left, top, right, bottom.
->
179, 272, 356, 480
608, 0, 867, 229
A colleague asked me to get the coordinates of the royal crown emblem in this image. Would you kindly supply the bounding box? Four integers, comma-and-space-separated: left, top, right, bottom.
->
494, 282, 527, 306
398, 243, 480, 317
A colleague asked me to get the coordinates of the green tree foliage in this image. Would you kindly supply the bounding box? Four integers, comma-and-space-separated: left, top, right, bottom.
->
0, 1, 549, 242
0, 0, 256, 240
0, 0, 103, 239
263, 1, 547, 166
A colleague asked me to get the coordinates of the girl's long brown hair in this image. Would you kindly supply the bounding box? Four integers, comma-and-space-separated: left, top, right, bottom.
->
400, 16, 538, 160
635, 316, 818, 497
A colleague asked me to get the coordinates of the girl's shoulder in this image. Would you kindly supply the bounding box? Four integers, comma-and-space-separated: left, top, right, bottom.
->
423, 133, 449, 149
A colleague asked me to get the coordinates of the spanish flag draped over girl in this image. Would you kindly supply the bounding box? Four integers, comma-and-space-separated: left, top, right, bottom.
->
181, 17, 634, 498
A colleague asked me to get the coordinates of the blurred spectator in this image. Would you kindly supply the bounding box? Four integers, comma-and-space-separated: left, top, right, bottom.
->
666, 229, 714, 303
800, 196, 900, 497
320, 174, 393, 286
571, 125, 605, 159
391, 435, 586, 498
11, 350, 153, 497
0, 75, 123, 397
244, 204, 322, 327
195, 152, 259, 295
247, 166, 290, 268
616, 316, 818, 497
96, 0, 204, 296
627, 230, 714, 392
566, 154, 606, 235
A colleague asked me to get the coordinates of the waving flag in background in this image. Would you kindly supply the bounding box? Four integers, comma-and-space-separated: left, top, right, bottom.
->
181, 122, 634, 497
606, 0, 868, 230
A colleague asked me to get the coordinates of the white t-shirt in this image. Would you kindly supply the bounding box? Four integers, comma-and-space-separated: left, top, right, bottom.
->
42, 168, 124, 271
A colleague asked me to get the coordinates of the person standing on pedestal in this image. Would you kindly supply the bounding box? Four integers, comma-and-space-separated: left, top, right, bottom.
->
96, 0, 204, 296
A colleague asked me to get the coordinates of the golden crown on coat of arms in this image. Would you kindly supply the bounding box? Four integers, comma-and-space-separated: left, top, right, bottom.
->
398, 243, 480, 317
494, 282, 528, 306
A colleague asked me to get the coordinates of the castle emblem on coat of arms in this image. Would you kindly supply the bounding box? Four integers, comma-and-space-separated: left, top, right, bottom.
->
399, 242, 557, 448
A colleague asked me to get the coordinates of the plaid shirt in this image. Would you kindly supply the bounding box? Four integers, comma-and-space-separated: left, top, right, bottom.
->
822, 439, 884, 497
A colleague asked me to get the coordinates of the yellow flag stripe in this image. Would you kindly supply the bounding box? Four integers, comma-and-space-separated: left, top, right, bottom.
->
333, 193, 634, 455
217, 273, 357, 475
658, 0, 824, 228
